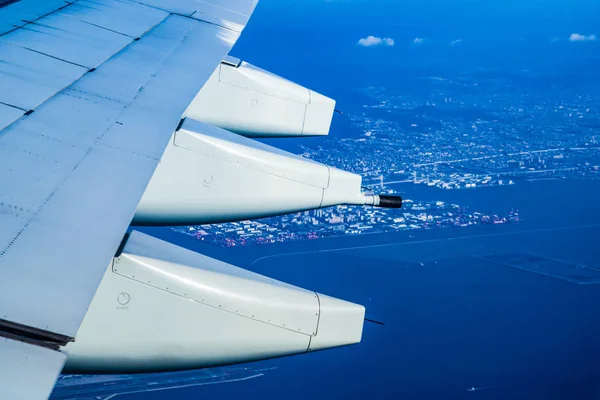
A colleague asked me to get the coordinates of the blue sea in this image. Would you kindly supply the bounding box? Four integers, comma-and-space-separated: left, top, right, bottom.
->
108, 178, 600, 400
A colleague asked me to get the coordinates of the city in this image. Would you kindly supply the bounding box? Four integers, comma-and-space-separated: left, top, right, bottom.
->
174, 69, 600, 247
306, 78, 600, 190
173, 201, 520, 247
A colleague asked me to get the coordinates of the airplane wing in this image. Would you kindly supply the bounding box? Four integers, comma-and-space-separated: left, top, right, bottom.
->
0, 0, 256, 398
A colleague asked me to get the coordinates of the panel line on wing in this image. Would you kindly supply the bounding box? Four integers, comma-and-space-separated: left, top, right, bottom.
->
0, 3, 78, 36
183, 11, 241, 33
79, 19, 137, 38
0, 0, 77, 36
127, 0, 254, 32
67, 0, 169, 38
21, 46, 91, 69
0, 101, 26, 111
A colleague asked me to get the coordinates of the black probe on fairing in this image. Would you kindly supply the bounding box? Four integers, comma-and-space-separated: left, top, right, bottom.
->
362, 194, 403, 209
377, 195, 403, 208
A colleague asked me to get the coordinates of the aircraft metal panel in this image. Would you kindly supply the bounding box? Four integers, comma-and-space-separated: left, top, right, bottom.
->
62, 19, 200, 106
187, 70, 308, 137
123, 231, 303, 289
0, 8, 253, 338
135, 130, 328, 225
0, 103, 22, 131
174, 119, 331, 188
0, 212, 27, 257
0, 123, 91, 208
0, 337, 66, 400
137, 0, 258, 31
62, 231, 364, 373
114, 253, 320, 335
0, 10, 132, 69
98, 17, 240, 160
219, 62, 311, 104
114, 235, 321, 335
0, 41, 87, 110
0, 0, 67, 35
0, 146, 157, 334
64, 260, 312, 373
62, 0, 169, 38
14, 89, 128, 149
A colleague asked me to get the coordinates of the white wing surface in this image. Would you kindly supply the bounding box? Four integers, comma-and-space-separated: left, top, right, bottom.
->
0, 0, 256, 397
0, 337, 67, 400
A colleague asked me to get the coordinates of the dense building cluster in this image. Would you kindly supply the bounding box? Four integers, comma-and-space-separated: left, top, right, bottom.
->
174, 71, 599, 247
173, 200, 520, 247
303, 80, 600, 190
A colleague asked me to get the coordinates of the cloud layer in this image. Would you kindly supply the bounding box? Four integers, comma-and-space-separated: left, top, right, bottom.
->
569, 33, 597, 42
413, 37, 425, 45
357, 36, 395, 47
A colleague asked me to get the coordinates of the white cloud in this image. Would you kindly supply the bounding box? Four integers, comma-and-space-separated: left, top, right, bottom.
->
413, 37, 425, 45
450, 39, 463, 46
569, 33, 597, 42
357, 35, 395, 47
358, 36, 382, 46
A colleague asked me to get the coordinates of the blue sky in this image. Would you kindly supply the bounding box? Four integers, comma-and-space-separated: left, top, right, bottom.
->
233, 0, 599, 73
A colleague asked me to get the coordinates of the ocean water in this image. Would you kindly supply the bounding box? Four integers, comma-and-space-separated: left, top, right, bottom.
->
123, 178, 600, 400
